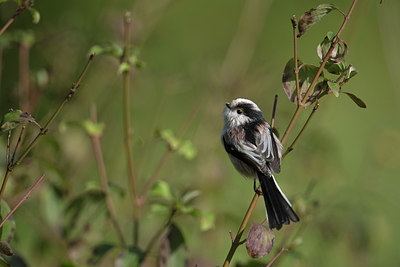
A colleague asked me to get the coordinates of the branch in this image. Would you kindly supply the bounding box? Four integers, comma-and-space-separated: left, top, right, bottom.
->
291, 16, 302, 106
281, 0, 357, 145
121, 12, 141, 246
222, 1, 358, 265
0, 0, 30, 36
282, 103, 319, 159
266, 248, 287, 267
143, 208, 176, 260
0, 53, 95, 202
0, 174, 45, 228
89, 106, 127, 248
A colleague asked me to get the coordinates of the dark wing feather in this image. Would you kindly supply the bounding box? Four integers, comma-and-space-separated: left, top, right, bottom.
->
223, 124, 283, 175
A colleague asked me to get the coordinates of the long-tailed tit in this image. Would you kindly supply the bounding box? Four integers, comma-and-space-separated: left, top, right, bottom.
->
221, 98, 299, 230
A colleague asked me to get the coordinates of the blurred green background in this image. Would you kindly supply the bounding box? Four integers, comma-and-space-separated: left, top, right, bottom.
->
1, 0, 400, 266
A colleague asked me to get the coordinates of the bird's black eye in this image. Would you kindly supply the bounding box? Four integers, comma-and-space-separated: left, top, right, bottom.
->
236, 108, 243, 114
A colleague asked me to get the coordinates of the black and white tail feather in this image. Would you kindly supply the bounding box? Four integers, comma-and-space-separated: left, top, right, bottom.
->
221, 98, 299, 230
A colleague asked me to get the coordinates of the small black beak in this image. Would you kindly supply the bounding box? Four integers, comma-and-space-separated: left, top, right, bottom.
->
225, 102, 231, 109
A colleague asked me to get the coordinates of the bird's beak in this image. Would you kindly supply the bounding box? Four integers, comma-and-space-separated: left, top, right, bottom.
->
225, 102, 231, 109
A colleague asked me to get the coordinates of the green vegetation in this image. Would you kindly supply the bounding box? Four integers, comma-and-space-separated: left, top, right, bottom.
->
0, 0, 398, 266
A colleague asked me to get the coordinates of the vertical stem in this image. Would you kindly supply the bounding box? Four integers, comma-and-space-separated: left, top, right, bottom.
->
90, 107, 127, 248
10, 126, 25, 164
122, 12, 141, 246
282, 103, 319, 159
291, 16, 301, 106
223, 193, 260, 267
270, 95, 278, 128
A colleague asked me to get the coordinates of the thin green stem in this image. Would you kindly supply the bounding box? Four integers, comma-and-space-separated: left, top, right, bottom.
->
223, 192, 260, 267
0, 53, 95, 202
90, 106, 127, 248
282, 103, 319, 159
121, 12, 140, 246
144, 208, 176, 259
10, 126, 25, 165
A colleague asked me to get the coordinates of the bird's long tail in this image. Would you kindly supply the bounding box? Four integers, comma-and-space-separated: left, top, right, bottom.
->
258, 171, 299, 230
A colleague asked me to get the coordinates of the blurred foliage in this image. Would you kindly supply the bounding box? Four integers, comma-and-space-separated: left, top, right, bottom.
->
0, 0, 399, 266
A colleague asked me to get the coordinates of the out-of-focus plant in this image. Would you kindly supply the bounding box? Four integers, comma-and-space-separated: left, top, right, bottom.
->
223, 1, 366, 266
68, 12, 213, 266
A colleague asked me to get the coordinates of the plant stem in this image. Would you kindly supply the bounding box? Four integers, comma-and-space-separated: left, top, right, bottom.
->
222, 1, 358, 265
143, 208, 176, 259
0, 53, 95, 202
0, 174, 45, 228
291, 16, 301, 106
270, 95, 278, 128
282, 103, 319, 159
10, 126, 25, 165
266, 248, 287, 267
6, 131, 11, 166
121, 12, 141, 246
90, 106, 127, 248
223, 192, 260, 267
282, 0, 357, 145
0, 0, 30, 36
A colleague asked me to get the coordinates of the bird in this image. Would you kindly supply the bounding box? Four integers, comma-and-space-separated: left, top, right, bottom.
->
221, 98, 299, 230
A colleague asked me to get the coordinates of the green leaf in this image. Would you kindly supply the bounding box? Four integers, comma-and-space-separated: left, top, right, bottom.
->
168, 224, 185, 253
177, 204, 198, 216
298, 4, 337, 37
89, 43, 123, 58
346, 65, 358, 79
88, 243, 115, 265
200, 211, 215, 231
0, 200, 15, 243
0, 0, 8, 4
327, 81, 339, 97
115, 247, 145, 267
282, 58, 327, 106
150, 203, 171, 214
117, 62, 131, 74
181, 190, 201, 204
0, 241, 13, 256
177, 140, 197, 160
149, 181, 173, 201
108, 182, 125, 198
88, 45, 104, 55
342, 92, 367, 108
158, 129, 179, 150
324, 61, 349, 75
317, 33, 348, 63
0, 110, 33, 132
82, 120, 105, 137
28, 7, 40, 24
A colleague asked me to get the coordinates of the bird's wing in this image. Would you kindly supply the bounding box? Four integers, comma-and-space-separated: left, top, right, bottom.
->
222, 124, 282, 174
